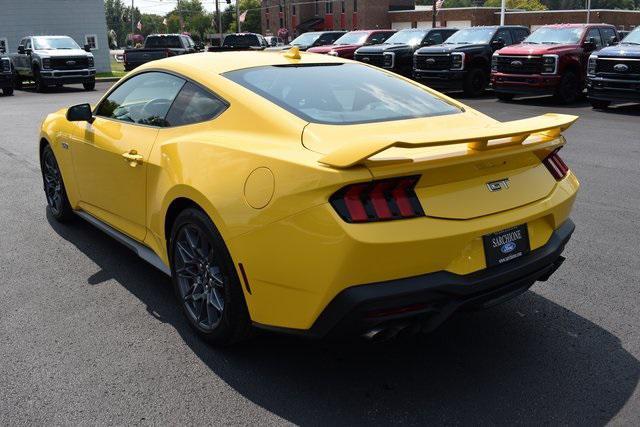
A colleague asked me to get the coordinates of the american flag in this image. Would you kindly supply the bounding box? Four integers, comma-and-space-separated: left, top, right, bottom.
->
435, 0, 445, 8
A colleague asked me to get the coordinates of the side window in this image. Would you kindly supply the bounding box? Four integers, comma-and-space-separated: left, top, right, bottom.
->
426, 32, 444, 45
165, 82, 227, 127
96, 72, 185, 127
586, 28, 604, 49
368, 32, 392, 45
513, 29, 528, 43
25, 38, 32, 49
316, 34, 333, 45
494, 28, 513, 45
600, 27, 617, 46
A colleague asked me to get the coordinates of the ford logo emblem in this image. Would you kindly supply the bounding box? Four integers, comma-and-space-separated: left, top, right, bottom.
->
66, 60, 76, 65
501, 241, 517, 254
613, 63, 629, 72
426, 58, 436, 64
362, 57, 370, 62
510, 60, 523, 67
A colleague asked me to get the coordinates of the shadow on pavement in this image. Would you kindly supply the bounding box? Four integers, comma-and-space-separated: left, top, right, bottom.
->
48, 211, 640, 425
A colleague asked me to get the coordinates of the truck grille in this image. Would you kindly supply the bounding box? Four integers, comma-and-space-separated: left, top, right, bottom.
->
414, 54, 451, 71
354, 53, 385, 68
50, 57, 89, 70
496, 56, 543, 74
1, 58, 10, 72
596, 58, 640, 75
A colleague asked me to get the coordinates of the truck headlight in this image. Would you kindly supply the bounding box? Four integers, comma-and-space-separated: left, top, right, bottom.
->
88, 56, 94, 67
541, 55, 558, 74
491, 54, 498, 72
383, 52, 395, 68
587, 55, 597, 76
42, 58, 51, 70
450, 52, 465, 70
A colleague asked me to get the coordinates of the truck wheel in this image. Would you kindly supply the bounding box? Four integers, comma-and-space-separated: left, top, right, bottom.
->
83, 80, 95, 91
496, 92, 514, 102
13, 71, 22, 90
590, 99, 611, 110
2, 86, 14, 96
34, 68, 48, 93
462, 67, 487, 97
554, 71, 579, 104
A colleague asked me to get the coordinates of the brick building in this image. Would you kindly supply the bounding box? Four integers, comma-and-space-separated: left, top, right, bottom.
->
389, 7, 640, 31
261, 0, 414, 39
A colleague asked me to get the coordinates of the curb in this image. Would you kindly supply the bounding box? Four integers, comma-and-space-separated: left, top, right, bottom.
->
96, 77, 121, 83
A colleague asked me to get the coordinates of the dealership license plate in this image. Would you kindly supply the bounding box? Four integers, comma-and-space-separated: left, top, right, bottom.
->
482, 224, 531, 267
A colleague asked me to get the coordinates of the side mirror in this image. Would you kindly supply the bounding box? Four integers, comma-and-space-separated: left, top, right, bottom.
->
66, 103, 94, 123
609, 35, 618, 46
422, 39, 434, 46
26, 48, 32, 56
491, 38, 505, 50
17, 45, 25, 55
0, 46, 5, 54
583, 38, 597, 51
84, 44, 92, 52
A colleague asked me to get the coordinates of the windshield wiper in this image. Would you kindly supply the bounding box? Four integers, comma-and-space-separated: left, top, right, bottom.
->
541, 42, 560, 45
621, 41, 640, 45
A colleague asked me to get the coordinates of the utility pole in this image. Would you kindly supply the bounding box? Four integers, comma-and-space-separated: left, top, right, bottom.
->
432, 1, 436, 28
236, 0, 240, 33
131, 0, 135, 45
586, 0, 591, 24
216, 0, 222, 45
500, 0, 505, 26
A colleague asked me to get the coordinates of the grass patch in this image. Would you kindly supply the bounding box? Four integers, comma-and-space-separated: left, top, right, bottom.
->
96, 71, 126, 79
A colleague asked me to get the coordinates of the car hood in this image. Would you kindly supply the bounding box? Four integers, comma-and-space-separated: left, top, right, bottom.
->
595, 43, 640, 58
497, 43, 581, 56
356, 43, 412, 54
35, 48, 92, 57
417, 43, 486, 54
309, 43, 362, 53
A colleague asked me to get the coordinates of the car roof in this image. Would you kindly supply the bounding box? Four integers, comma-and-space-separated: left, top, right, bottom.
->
138, 50, 347, 75
542, 23, 613, 29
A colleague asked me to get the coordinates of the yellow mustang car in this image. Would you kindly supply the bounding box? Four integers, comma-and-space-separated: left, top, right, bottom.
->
39, 49, 579, 344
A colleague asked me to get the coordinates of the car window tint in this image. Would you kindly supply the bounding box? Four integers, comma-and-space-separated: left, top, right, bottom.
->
600, 27, 617, 45
427, 32, 444, 45
495, 29, 513, 45
586, 28, 604, 49
165, 82, 227, 127
96, 72, 185, 127
224, 63, 461, 125
514, 29, 528, 43
369, 32, 392, 45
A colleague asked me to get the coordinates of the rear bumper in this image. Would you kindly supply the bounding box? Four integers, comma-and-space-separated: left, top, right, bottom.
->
413, 69, 466, 91
257, 219, 574, 338
41, 69, 95, 84
587, 76, 640, 103
491, 72, 562, 96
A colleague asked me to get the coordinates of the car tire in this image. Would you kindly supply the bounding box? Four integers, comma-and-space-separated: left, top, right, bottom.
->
2, 86, 13, 96
83, 80, 95, 91
13, 71, 22, 89
554, 71, 580, 104
34, 67, 48, 93
462, 67, 487, 97
41, 144, 74, 222
170, 208, 252, 346
496, 92, 514, 102
590, 99, 611, 110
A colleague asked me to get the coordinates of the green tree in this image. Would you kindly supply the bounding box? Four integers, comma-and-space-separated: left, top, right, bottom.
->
484, 0, 547, 10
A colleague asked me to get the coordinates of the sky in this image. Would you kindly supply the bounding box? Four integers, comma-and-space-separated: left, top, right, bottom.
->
133, 0, 218, 15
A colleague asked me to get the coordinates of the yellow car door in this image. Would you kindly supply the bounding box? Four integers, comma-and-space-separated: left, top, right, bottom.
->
71, 72, 186, 241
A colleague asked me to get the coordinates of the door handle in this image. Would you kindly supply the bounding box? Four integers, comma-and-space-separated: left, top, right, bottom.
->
122, 150, 143, 167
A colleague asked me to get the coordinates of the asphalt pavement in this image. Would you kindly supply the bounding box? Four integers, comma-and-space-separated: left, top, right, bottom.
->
0, 83, 639, 425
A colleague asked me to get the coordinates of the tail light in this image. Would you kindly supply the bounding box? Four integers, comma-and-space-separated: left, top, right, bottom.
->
330, 176, 424, 223
543, 148, 569, 181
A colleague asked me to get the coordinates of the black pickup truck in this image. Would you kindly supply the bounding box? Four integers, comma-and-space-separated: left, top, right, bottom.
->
207, 33, 269, 52
1, 47, 13, 96
587, 26, 640, 108
354, 28, 458, 77
124, 34, 200, 71
413, 25, 529, 96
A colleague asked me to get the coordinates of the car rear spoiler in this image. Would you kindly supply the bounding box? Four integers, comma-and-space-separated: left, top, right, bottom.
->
318, 113, 579, 169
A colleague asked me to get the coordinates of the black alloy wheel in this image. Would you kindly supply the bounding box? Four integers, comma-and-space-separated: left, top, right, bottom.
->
34, 67, 47, 93
13, 71, 22, 89
463, 67, 487, 97
590, 99, 611, 110
170, 208, 251, 345
83, 80, 95, 91
496, 92, 514, 102
2, 86, 13, 96
41, 145, 73, 221
554, 71, 579, 104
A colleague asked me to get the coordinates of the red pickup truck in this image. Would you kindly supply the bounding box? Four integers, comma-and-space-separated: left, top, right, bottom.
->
307, 30, 396, 59
491, 24, 619, 103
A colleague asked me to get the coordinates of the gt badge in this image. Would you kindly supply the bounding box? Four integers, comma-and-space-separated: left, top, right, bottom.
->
487, 178, 510, 192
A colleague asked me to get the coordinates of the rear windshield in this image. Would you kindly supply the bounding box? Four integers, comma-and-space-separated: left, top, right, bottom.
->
145, 36, 181, 48
224, 34, 260, 47
223, 63, 461, 125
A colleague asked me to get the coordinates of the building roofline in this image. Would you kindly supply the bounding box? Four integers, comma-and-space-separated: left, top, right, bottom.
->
499, 9, 640, 14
